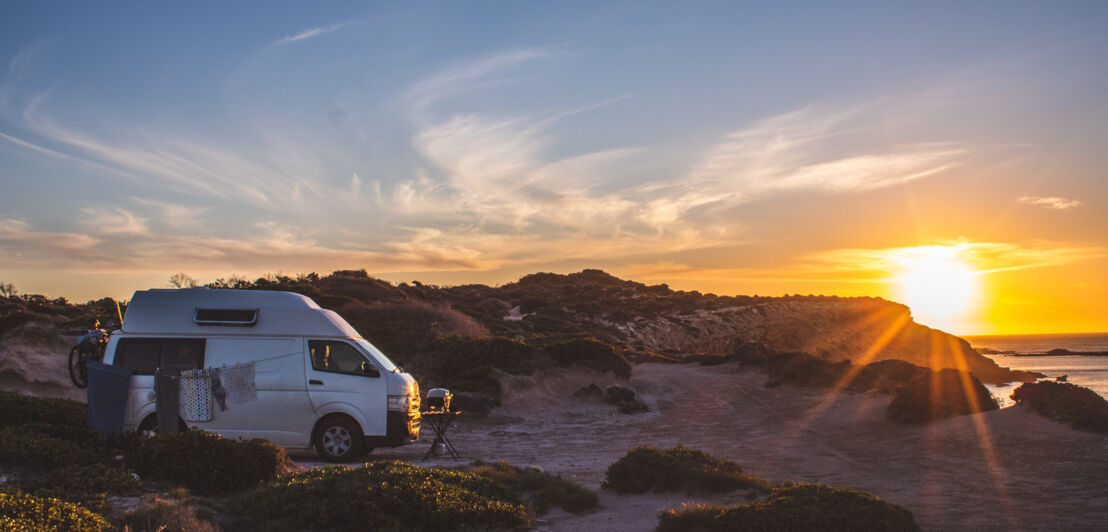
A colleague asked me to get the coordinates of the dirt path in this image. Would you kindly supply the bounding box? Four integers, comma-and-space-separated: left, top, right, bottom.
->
293, 362, 1108, 531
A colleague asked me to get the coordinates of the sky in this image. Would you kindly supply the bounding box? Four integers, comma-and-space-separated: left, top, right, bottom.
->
1, 1, 1105, 335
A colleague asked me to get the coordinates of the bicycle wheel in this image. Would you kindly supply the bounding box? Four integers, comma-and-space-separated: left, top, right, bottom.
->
68, 345, 89, 388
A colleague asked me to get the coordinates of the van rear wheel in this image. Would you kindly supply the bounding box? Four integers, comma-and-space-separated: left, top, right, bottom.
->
138, 414, 187, 436
315, 417, 363, 462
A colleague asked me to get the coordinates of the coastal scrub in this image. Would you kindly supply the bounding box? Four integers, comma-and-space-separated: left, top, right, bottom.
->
1012, 381, 1108, 433
656, 484, 920, 532
603, 445, 769, 494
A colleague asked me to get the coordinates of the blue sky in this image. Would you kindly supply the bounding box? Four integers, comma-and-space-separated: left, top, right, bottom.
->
1, 1, 1106, 333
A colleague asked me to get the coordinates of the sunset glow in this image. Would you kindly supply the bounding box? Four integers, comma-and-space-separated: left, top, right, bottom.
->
893, 247, 980, 333
0, 2, 1105, 336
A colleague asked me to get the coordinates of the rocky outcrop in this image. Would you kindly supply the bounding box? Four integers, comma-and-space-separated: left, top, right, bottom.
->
0, 321, 85, 401
605, 297, 1037, 385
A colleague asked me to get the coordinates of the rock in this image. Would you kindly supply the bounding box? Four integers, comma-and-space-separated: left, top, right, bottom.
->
0, 321, 85, 401
573, 383, 604, 398
603, 385, 648, 414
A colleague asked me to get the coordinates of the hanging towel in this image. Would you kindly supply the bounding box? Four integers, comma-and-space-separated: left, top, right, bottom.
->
211, 367, 227, 411
86, 361, 131, 433
222, 361, 258, 405
155, 371, 180, 433
180, 368, 213, 422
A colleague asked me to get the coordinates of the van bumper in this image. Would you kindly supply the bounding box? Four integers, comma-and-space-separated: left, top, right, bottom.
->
368, 411, 420, 448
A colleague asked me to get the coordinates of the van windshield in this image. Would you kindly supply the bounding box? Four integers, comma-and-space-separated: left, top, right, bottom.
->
355, 338, 400, 373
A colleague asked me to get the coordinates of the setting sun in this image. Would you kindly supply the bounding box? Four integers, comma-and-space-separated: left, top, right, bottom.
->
892, 246, 980, 332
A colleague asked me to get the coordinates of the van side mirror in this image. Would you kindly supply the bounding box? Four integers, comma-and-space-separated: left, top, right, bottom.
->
361, 361, 380, 378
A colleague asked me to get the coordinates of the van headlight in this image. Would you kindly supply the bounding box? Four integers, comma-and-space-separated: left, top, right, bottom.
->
387, 395, 409, 412
387, 382, 419, 412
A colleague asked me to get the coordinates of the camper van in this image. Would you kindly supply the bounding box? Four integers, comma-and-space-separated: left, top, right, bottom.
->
102, 287, 420, 462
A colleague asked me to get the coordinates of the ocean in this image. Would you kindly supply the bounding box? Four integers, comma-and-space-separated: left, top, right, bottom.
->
963, 332, 1108, 403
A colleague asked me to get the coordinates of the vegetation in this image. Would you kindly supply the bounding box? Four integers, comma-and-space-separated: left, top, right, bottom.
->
887, 369, 998, 423
1012, 381, 1108, 433
128, 430, 288, 495
603, 445, 769, 494
234, 461, 534, 531
0, 391, 138, 507
656, 484, 920, 532
122, 501, 222, 532
0, 490, 112, 532
466, 461, 598, 514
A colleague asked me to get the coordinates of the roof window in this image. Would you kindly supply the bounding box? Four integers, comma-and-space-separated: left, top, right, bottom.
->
194, 307, 258, 326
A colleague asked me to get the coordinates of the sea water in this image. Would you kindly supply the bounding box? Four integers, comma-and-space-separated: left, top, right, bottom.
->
963, 332, 1108, 404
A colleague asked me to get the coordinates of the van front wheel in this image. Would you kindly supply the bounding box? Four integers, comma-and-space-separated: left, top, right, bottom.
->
315, 418, 363, 462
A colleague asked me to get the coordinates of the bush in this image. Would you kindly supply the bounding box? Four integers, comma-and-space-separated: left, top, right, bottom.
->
849, 359, 929, 393
0, 490, 112, 532
0, 428, 98, 470
123, 502, 221, 532
128, 430, 287, 495
418, 337, 539, 405
604, 445, 769, 494
766, 351, 851, 388
467, 461, 598, 515
1011, 381, 1108, 433
656, 484, 919, 532
235, 461, 532, 531
542, 338, 632, 379
887, 369, 998, 423
0, 391, 88, 429
24, 463, 139, 504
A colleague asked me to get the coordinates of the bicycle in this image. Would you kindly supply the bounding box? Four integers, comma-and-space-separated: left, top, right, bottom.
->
68, 323, 112, 388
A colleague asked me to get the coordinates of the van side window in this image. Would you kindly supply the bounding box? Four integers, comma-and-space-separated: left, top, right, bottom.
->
114, 338, 206, 375
309, 340, 373, 376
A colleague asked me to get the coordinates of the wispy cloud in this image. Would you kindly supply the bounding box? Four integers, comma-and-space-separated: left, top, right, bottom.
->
1019, 196, 1081, 210
79, 207, 148, 236
0, 130, 69, 159
405, 48, 546, 113
685, 108, 965, 195
271, 20, 363, 46
130, 198, 210, 229
15, 101, 343, 211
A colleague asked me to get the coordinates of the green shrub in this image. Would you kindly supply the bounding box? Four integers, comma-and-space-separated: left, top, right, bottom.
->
24, 463, 139, 503
0, 428, 98, 470
123, 502, 221, 532
467, 461, 598, 515
0, 391, 88, 429
542, 338, 632, 379
849, 359, 929, 393
766, 351, 851, 388
418, 337, 540, 405
604, 445, 769, 494
656, 484, 919, 532
235, 461, 532, 531
128, 430, 286, 495
887, 368, 998, 423
0, 490, 112, 532
1011, 381, 1108, 433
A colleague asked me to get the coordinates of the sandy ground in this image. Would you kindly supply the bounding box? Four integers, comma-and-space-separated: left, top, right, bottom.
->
293, 361, 1108, 531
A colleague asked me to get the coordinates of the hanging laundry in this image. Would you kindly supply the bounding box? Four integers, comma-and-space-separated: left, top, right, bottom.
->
211, 367, 228, 411
180, 368, 213, 422
222, 361, 258, 405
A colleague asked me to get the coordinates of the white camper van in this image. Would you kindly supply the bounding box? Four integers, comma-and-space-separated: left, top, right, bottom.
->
102, 287, 420, 462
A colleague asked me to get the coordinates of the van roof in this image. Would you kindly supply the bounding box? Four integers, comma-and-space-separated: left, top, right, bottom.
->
122, 288, 360, 337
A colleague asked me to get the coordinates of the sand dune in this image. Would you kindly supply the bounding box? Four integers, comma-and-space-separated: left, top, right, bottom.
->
335, 362, 1108, 531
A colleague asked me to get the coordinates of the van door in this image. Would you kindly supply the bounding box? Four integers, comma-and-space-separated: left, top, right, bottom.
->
304, 339, 387, 436
200, 338, 314, 447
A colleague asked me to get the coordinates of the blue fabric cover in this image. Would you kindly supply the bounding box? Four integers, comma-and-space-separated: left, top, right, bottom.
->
155, 371, 181, 433
86, 361, 132, 433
